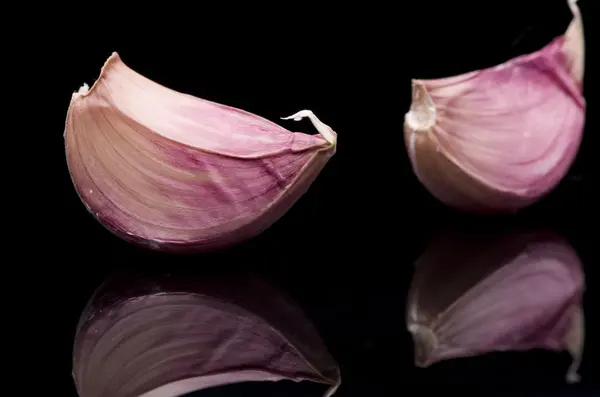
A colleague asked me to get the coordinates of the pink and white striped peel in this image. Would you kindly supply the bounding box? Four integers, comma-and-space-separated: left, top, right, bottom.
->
64, 53, 337, 252
404, 0, 585, 213
407, 230, 585, 383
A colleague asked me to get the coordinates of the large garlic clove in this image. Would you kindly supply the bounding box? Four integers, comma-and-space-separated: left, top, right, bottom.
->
404, 0, 586, 213
73, 273, 341, 397
65, 53, 337, 252
406, 229, 585, 383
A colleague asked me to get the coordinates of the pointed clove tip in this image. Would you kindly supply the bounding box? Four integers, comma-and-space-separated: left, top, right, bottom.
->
72, 52, 124, 102
106, 51, 123, 66
104, 51, 123, 68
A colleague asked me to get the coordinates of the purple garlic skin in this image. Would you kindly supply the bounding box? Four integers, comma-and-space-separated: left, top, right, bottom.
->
406, 229, 585, 383
73, 273, 340, 397
65, 53, 337, 253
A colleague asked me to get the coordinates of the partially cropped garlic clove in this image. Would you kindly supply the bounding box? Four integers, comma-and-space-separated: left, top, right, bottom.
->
404, 0, 586, 213
64, 53, 337, 252
73, 273, 341, 397
406, 229, 585, 383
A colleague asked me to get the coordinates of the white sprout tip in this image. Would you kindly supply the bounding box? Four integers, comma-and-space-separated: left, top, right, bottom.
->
567, 0, 580, 14
281, 109, 337, 145
566, 372, 581, 384
281, 110, 314, 121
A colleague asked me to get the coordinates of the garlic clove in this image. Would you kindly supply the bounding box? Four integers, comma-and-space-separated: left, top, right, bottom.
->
406, 229, 585, 383
73, 273, 341, 397
404, 0, 586, 213
65, 53, 337, 252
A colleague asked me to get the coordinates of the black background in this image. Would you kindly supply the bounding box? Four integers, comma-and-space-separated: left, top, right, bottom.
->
42, 1, 599, 395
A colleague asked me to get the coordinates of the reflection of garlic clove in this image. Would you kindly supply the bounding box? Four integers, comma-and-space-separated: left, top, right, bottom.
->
73, 273, 341, 397
404, 0, 586, 213
64, 53, 337, 252
406, 229, 585, 383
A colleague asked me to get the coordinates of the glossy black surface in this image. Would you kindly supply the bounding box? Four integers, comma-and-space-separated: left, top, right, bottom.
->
53, 1, 598, 395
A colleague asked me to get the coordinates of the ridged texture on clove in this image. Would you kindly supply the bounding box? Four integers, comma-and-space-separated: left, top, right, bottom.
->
404, 0, 585, 213
407, 229, 585, 383
64, 53, 337, 252
72, 274, 341, 397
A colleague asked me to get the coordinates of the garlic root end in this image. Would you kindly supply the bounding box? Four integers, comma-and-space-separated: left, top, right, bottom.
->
408, 323, 439, 367
78, 83, 90, 95
405, 83, 437, 133
282, 110, 338, 146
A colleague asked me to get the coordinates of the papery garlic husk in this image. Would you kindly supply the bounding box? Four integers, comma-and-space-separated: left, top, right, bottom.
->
404, 0, 585, 213
64, 53, 337, 252
406, 229, 585, 383
73, 273, 341, 397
